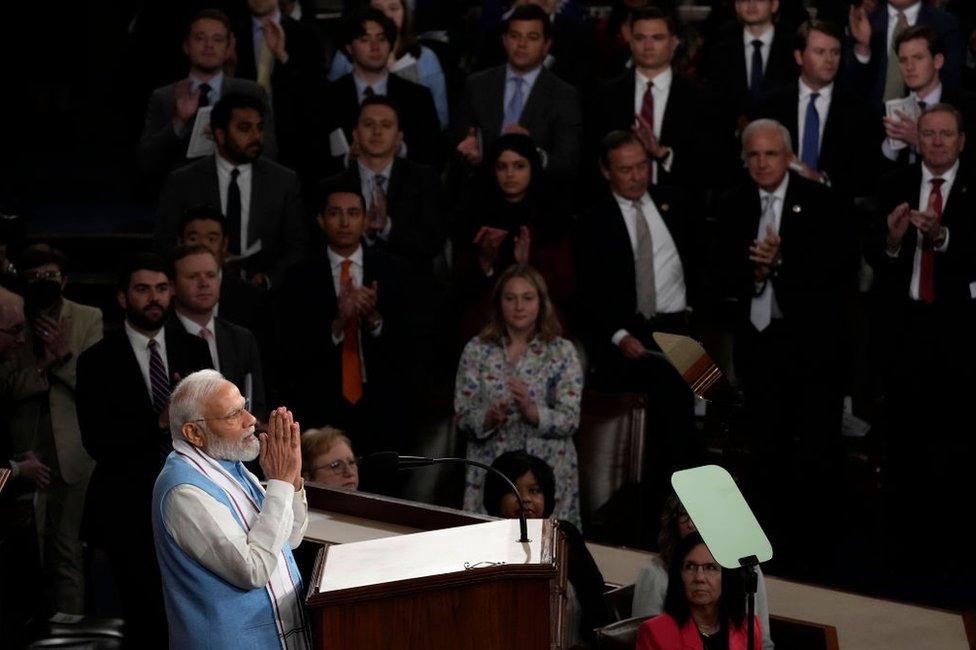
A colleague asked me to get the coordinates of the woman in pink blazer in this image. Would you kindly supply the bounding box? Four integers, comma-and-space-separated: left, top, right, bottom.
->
637, 532, 762, 650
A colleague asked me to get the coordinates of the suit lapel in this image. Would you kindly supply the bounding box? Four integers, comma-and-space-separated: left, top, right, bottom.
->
820, 90, 841, 167
204, 157, 222, 212
941, 171, 968, 230
115, 331, 154, 411
214, 319, 232, 374
485, 67, 506, 137
247, 159, 266, 247
660, 74, 682, 144
616, 69, 637, 128
519, 68, 550, 129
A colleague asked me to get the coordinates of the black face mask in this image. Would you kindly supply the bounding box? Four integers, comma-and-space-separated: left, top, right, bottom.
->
25, 280, 62, 313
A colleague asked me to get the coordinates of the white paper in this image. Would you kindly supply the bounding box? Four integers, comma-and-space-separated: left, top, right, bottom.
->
884, 97, 920, 152
329, 128, 349, 156
186, 106, 215, 159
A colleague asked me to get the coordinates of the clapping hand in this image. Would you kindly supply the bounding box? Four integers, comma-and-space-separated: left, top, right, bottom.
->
749, 224, 781, 281
17, 451, 51, 489
883, 111, 919, 147
886, 202, 911, 251
483, 398, 509, 430
457, 127, 483, 165
262, 18, 288, 63
174, 80, 201, 128
32, 314, 68, 369
507, 378, 539, 426
513, 225, 531, 265
259, 407, 302, 490
632, 116, 667, 161
849, 4, 872, 55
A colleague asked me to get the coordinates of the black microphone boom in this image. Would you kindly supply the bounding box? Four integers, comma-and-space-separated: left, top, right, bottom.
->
367, 452, 531, 543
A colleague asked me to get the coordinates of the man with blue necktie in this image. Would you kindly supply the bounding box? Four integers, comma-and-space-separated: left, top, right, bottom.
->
755, 20, 880, 200
455, 4, 582, 184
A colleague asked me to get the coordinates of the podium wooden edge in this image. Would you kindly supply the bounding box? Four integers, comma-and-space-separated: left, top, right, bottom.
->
307, 520, 561, 608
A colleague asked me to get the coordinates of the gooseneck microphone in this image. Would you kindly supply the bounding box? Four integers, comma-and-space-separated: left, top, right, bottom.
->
365, 452, 531, 543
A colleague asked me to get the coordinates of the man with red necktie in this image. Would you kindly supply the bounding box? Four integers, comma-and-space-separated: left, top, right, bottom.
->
873, 104, 976, 564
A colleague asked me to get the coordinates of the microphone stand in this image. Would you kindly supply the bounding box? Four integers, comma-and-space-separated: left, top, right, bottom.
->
395, 455, 531, 543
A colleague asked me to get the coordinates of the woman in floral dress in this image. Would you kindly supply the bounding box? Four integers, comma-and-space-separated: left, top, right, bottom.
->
455, 264, 584, 528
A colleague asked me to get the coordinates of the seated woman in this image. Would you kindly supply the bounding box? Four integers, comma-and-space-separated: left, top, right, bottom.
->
454, 133, 575, 343
637, 531, 762, 650
300, 427, 359, 490
455, 264, 583, 527
483, 451, 612, 647
633, 494, 773, 649
328, 0, 449, 129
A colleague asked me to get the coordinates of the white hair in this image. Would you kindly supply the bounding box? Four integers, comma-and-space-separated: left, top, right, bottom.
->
741, 118, 794, 160
168, 369, 228, 441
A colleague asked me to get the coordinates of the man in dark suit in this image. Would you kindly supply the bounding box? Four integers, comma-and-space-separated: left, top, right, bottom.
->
871, 105, 976, 550
755, 19, 881, 199
138, 9, 277, 181
324, 9, 442, 170
590, 7, 722, 190
76, 253, 211, 647
575, 131, 701, 541
455, 4, 583, 184
713, 118, 858, 575
232, 0, 325, 174
156, 92, 307, 289
702, 0, 798, 127
323, 96, 443, 271
876, 25, 976, 167
177, 205, 268, 338
171, 244, 266, 421
277, 184, 407, 455
846, 0, 964, 112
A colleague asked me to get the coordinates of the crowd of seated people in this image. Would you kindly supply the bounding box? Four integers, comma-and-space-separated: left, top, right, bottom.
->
4, 0, 976, 646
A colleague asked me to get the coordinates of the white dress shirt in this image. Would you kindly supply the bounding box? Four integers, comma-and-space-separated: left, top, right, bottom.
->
215, 154, 255, 256
610, 191, 687, 346
124, 321, 168, 401
326, 246, 382, 352
754, 174, 789, 320
797, 79, 832, 161
892, 161, 956, 300
633, 67, 675, 181
743, 27, 774, 89
163, 477, 308, 590
882, 83, 942, 161
175, 311, 219, 372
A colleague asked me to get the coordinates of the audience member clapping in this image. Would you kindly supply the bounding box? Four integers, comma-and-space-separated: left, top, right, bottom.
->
455, 264, 582, 527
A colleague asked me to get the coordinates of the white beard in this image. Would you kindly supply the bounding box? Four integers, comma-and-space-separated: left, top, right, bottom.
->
204, 427, 260, 462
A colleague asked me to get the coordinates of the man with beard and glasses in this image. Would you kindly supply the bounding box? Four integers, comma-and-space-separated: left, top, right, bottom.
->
156, 92, 307, 290
76, 252, 212, 648
152, 371, 310, 649
0, 244, 102, 623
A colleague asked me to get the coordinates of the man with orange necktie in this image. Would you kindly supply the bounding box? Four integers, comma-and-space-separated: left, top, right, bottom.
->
874, 104, 976, 553
277, 184, 408, 456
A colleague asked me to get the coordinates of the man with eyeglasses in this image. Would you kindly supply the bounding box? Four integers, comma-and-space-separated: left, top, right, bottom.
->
139, 9, 277, 182
0, 243, 102, 623
75, 252, 212, 647
153, 370, 310, 649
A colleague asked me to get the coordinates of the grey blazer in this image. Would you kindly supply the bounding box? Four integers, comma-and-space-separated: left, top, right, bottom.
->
155, 155, 306, 287
455, 65, 582, 182
138, 76, 278, 178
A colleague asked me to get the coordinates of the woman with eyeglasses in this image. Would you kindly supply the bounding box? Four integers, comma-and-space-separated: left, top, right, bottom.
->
300, 427, 359, 490
637, 531, 761, 650
633, 494, 772, 649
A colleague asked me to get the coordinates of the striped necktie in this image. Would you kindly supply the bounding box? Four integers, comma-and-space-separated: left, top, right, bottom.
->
147, 338, 171, 413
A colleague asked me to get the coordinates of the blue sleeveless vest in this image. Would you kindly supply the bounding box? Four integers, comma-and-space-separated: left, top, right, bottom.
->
151, 452, 304, 649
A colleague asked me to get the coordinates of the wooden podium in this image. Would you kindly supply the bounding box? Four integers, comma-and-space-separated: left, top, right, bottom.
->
306, 518, 567, 649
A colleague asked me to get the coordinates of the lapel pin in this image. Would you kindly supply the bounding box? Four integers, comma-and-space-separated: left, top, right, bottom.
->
660, 203, 670, 212
792, 204, 802, 213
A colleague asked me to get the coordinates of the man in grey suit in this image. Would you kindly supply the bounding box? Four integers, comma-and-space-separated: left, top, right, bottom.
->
455, 3, 582, 184
170, 244, 266, 421
138, 9, 277, 180
155, 92, 306, 289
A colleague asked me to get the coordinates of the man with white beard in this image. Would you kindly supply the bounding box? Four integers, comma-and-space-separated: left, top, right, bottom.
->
151, 369, 311, 649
